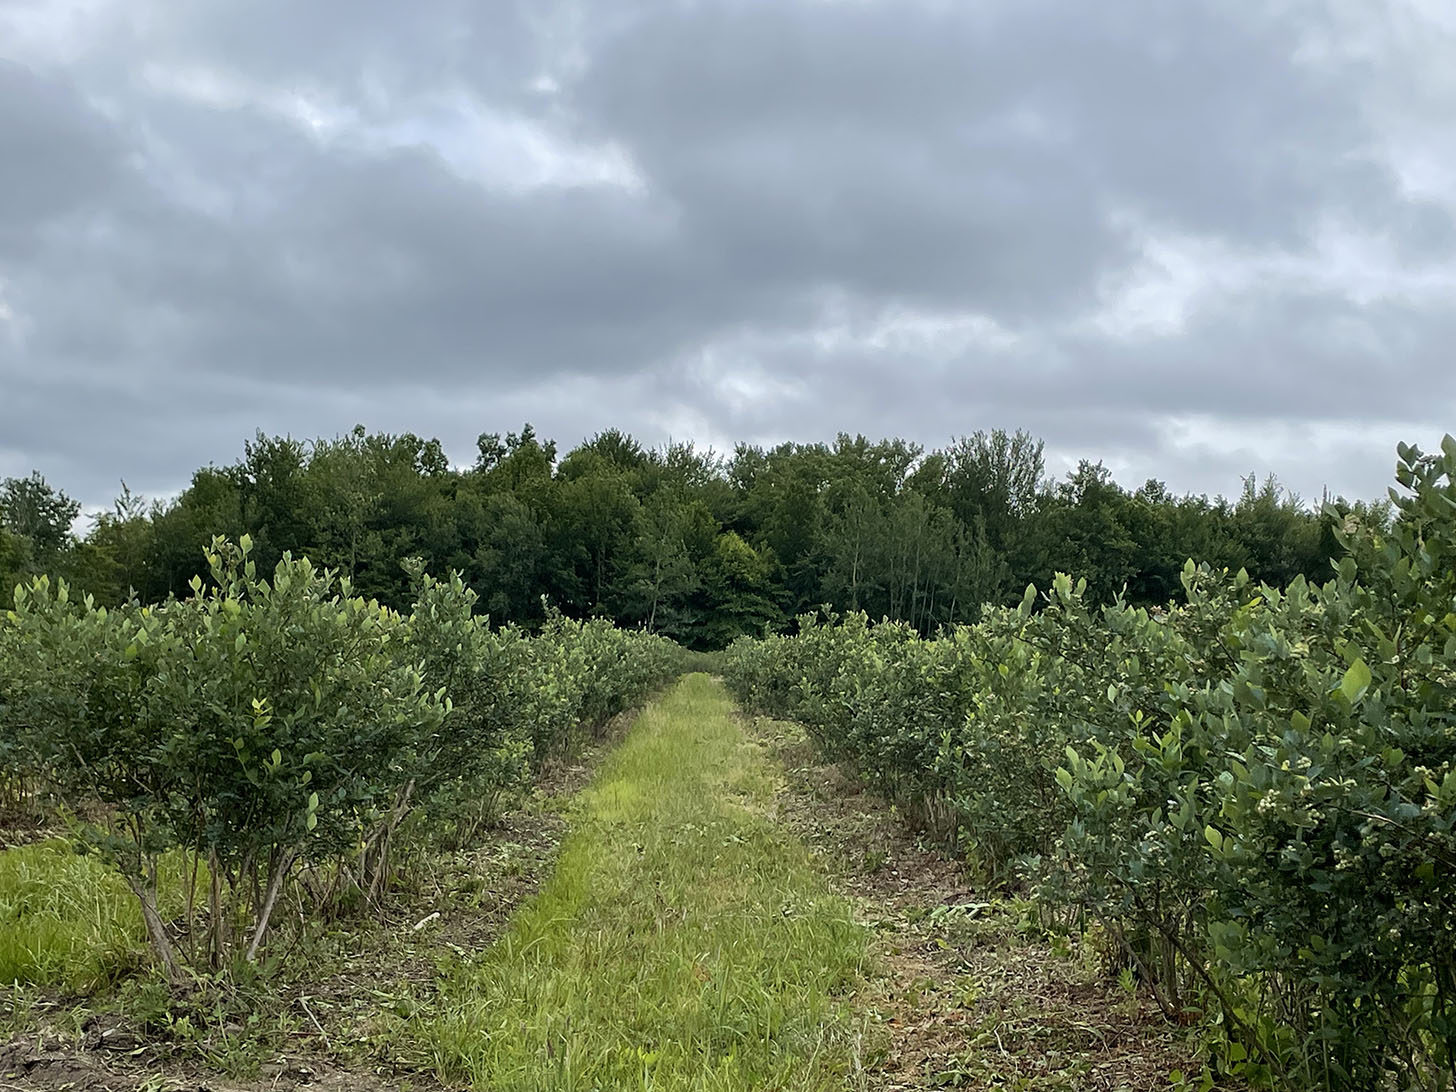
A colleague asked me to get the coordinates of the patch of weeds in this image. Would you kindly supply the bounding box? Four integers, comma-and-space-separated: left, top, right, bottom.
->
109, 970, 302, 1077
0, 984, 42, 1038
0, 840, 187, 991
1169, 1065, 1218, 1091
859, 847, 889, 873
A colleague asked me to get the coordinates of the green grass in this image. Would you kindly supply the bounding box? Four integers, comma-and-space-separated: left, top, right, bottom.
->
412, 673, 872, 1091
0, 840, 150, 990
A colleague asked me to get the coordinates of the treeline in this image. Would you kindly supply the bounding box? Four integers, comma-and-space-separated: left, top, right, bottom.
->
1, 425, 1383, 647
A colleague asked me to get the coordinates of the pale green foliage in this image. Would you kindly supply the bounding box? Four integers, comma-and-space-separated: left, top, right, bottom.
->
0, 536, 445, 978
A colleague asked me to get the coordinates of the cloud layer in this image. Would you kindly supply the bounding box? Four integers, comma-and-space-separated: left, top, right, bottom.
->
3, 0, 1454, 510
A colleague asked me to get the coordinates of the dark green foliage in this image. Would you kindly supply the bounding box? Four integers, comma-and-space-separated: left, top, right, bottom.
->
1, 472, 80, 555
12, 424, 1363, 649
0, 472, 81, 596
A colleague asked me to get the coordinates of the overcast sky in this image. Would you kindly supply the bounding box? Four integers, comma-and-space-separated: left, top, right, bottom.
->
2, 0, 1454, 515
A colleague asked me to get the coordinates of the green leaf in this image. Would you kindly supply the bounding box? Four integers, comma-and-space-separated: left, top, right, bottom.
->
1338, 659, 1372, 704
1018, 583, 1037, 619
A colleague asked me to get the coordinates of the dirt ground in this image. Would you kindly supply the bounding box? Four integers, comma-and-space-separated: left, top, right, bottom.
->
751, 716, 1211, 1092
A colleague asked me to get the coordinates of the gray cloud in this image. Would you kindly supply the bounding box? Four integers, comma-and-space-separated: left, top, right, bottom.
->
1, 0, 1453, 511
0, 60, 127, 250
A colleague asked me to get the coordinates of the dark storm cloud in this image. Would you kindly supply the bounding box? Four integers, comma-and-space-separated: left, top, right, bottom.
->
1, 0, 1452, 508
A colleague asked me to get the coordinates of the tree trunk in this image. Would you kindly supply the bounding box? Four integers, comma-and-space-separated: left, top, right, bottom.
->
124, 869, 186, 986
208, 849, 228, 969
362, 778, 417, 904
648, 545, 663, 632
245, 847, 298, 962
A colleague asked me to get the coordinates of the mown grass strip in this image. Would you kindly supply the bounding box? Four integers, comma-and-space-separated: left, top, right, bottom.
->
413, 673, 870, 1091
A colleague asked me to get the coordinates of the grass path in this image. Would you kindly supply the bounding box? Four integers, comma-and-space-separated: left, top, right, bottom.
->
412, 673, 873, 1091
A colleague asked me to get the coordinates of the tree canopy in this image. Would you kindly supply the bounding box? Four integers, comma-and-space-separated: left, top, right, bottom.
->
6, 425, 1383, 649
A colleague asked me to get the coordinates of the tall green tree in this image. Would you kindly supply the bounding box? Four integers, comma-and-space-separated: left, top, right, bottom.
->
1, 472, 80, 554
0, 472, 81, 599
696, 531, 784, 649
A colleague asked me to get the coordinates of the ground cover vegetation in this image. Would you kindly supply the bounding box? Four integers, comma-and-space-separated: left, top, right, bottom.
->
405, 674, 871, 1091
722, 438, 1456, 1090
757, 710, 1205, 1091
2, 424, 1376, 650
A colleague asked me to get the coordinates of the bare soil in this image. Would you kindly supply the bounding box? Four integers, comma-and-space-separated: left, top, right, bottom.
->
750, 715, 1210, 1091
